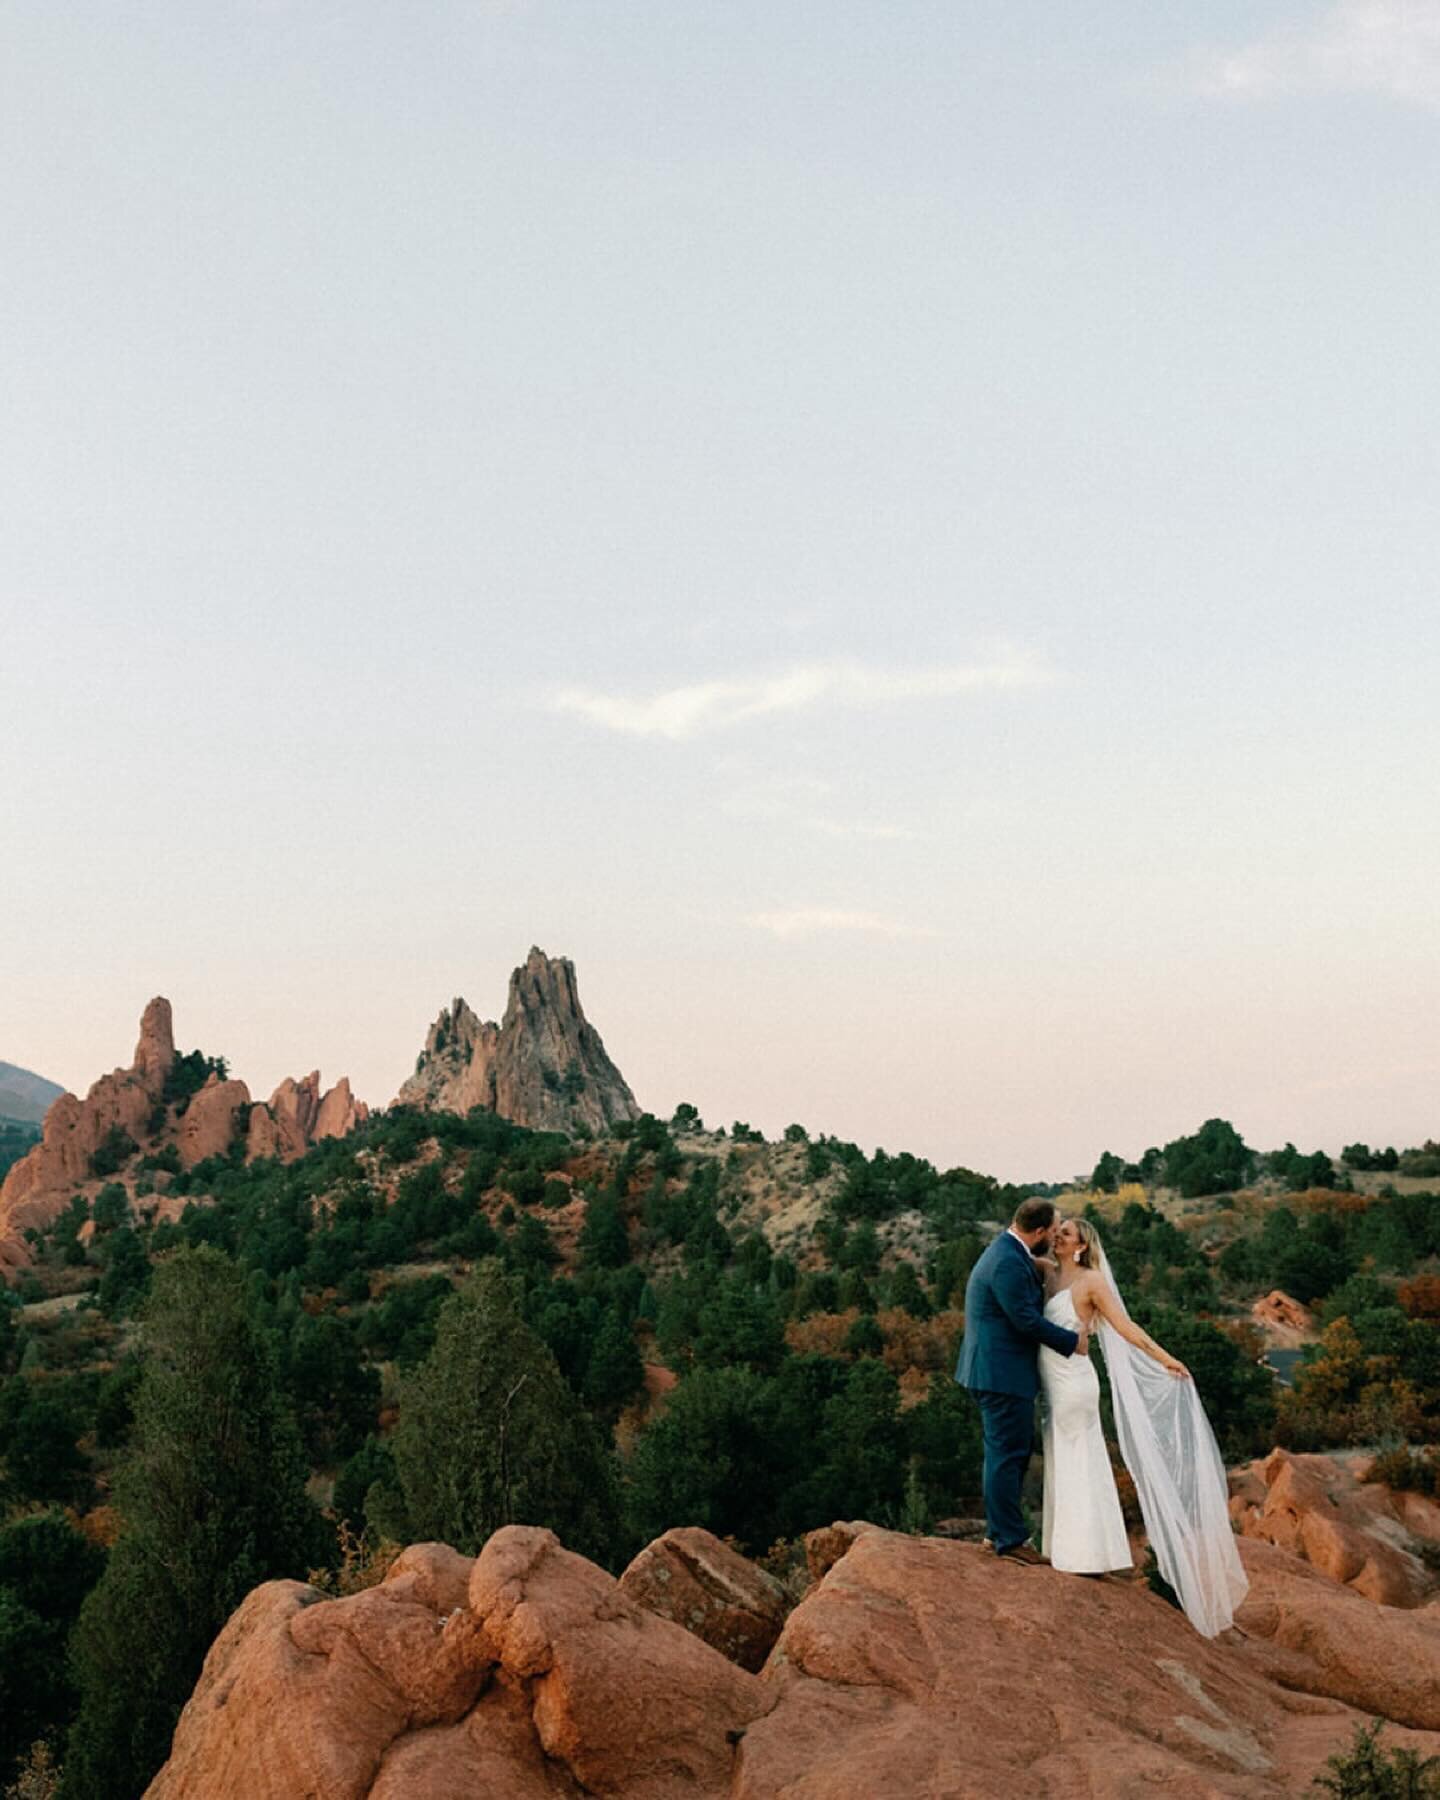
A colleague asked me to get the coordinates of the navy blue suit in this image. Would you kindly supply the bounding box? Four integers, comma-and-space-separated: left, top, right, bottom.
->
956, 1231, 1080, 1552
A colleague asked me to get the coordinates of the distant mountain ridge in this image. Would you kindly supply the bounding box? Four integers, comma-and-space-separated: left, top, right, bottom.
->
0, 1058, 64, 1124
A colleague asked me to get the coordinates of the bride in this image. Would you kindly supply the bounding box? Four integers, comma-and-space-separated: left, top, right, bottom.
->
1037, 1216, 1248, 1637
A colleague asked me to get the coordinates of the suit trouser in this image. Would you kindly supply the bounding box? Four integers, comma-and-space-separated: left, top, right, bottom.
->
971, 1389, 1035, 1551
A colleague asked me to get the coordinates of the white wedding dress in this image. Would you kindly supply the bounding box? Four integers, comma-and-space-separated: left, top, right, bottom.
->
1038, 1287, 1132, 1573
1038, 1262, 1249, 1637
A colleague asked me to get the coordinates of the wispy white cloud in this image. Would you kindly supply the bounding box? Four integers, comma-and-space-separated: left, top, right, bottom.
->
550, 652, 1053, 742
1184, 0, 1440, 105
742, 907, 937, 941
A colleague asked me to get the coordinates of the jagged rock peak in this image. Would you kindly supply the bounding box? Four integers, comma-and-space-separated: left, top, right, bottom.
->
396, 947, 641, 1133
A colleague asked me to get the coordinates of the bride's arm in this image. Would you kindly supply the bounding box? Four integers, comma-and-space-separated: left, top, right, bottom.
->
1085, 1281, 1190, 1378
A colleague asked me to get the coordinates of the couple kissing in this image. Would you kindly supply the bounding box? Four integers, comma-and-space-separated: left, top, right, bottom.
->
956, 1197, 1247, 1637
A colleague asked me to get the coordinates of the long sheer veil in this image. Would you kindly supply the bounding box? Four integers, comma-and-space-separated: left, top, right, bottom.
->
1093, 1243, 1248, 1637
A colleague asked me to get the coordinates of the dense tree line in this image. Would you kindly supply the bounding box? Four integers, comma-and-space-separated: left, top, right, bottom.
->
1093, 1118, 1440, 1197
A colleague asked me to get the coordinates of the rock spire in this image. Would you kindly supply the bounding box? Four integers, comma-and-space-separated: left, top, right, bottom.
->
396, 947, 641, 1133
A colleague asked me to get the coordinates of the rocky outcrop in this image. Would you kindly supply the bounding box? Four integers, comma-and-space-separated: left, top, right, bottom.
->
1233, 1537, 1440, 1732
1251, 1292, 1315, 1345
396, 1000, 499, 1118
1, 1000, 368, 1279
396, 948, 641, 1134
0, 998, 176, 1276
619, 1527, 788, 1672
176, 1073, 251, 1169
245, 1073, 370, 1164
1229, 1449, 1439, 1609
148, 1529, 764, 1800
261, 1071, 326, 1158
146, 1518, 1440, 1799
314, 1075, 367, 1141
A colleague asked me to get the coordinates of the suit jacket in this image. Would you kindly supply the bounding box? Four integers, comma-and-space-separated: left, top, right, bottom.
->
955, 1232, 1080, 1399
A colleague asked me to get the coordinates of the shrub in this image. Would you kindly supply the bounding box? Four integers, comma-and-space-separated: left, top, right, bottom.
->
1368, 1444, 1438, 1497
843, 1313, 885, 1357
88, 1127, 138, 1179
1398, 1276, 1440, 1322
160, 1049, 229, 1113
306, 1520, 401, 1599
1311, 1718, 1440, 1797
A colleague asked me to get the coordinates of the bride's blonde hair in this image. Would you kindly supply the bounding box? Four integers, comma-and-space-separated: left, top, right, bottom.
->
1070, 1218, 1103, 1269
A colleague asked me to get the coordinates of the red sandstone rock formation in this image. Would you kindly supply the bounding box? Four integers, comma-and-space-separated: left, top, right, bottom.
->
132, 997, 177, 1088
1229, 1449, 1439, 1609
396, 948, 641, 1134
619, 1527, 788, 1672
145, 1516, 1440, 1799
0, 998, 176, 1275
176, 1073, 251, 1169
241, 1072, 369, 1164
271, 1072, 324, 1144
1233, 1537, 1440, 1732
1251, 1291, 1315, 1345
314, 1075, 367, 1140
1, 1001, 368, 1279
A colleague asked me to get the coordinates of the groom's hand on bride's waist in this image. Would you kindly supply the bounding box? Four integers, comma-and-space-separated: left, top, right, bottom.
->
1071, 1327, 1089, 1357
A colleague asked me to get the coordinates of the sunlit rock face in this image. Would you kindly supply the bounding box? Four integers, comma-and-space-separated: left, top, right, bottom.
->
396, 947, 641, 1134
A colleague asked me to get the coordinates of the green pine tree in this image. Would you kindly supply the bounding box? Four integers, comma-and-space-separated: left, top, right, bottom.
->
375, 1261, 621, 1565
61, 1248, 324, 1800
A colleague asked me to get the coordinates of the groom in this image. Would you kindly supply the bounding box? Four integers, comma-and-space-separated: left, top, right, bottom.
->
956, 1197, 1087, 1564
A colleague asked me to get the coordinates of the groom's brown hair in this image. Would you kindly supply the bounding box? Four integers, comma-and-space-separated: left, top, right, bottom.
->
1011, 1197, 1056, 1233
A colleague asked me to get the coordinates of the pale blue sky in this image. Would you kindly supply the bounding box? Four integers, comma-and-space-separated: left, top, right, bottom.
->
3, 1, 1437, 1179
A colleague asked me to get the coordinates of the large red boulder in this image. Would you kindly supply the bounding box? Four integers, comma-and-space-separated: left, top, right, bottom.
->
619, 1526, 789, 1672
471, 1525, 766, 1795
175, 1073, 252, 1169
